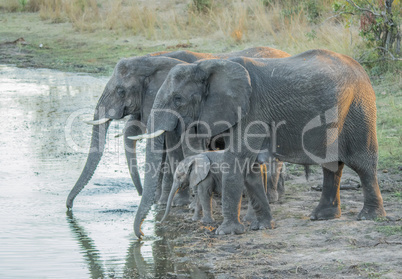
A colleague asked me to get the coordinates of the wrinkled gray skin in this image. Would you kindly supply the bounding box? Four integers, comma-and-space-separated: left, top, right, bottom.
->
135, 49, 386, 237
162, 151, 275, 227
66, 47, 290, 209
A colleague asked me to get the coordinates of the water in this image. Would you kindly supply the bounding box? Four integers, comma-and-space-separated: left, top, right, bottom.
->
0, 65, 211, 278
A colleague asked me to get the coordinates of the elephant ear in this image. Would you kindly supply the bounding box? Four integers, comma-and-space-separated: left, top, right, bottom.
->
186, 155, 211, 188
196, 59, 252, 136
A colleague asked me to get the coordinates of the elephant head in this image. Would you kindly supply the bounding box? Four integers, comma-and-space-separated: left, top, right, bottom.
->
143, 59, 252, 137
132, 59, 252, 238
161, 154, 211, 222
66, 56, 184, 209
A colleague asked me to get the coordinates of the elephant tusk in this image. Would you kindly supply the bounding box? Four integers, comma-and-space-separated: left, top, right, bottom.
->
128, 130, 165, 140
84, 118, 111, 125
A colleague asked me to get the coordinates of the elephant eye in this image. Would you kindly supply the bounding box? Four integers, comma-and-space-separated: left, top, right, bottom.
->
173, 95, 183, 107
117, 88, 125, 97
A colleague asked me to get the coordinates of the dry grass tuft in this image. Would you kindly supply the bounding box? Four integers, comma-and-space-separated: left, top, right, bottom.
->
0, 0, 366, 57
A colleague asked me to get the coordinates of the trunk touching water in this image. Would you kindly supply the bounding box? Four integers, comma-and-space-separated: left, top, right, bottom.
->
133, 135, 165, 238
160, 181, 181, 222
66, 120, 111, 209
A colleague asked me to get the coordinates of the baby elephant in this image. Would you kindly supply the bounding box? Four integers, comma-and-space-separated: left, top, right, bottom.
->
161, 151, 275, 224
161, 151, 224, 224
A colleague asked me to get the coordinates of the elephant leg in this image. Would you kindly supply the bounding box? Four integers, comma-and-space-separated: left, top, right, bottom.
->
275, 160, 285, 199
215, 174, 245, 235
356, 169, 386, 220
311, 162, 344, 220
277, 168, 285, 199
243, 197, 257, 223
198, 178, 215, 224
246, 164, 274, 230
192, 195, 203, 221
345, 156, 385, 220
266, 160, 279, 203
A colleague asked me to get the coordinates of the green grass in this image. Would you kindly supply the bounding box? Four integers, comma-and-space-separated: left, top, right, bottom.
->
391, 192, 402, 200
373, 72, 402, 171
376, 225, 402, 236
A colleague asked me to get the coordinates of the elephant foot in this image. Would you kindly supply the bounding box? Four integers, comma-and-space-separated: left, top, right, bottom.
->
357, 205, 386, 220
201, 216, 215, 224
192, 215, 201, 221
242, 210, 257, 223
267, 189, 279, 204
215, 220, 245, 235
173, 191, 191, 207
157, 194, 169, 205
192, 212, 202, 221
310, 204, 341, 220
250, 218, 274, 231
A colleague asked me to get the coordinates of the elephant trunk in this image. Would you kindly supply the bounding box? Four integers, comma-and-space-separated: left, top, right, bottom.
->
66, 117, 111, 209
134, 135, 164, 238
124, 116, 146, 196
160, 180, 181, 222
125, 139, 143, 195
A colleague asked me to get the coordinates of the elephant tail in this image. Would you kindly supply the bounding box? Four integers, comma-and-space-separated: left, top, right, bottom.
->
304, 165, 310, 181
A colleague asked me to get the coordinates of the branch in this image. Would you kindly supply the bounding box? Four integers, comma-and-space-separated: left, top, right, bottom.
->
357, 46, 401, 64
375, 46, 402, 61
346, 0, 381, 16
363, 0, 379, 14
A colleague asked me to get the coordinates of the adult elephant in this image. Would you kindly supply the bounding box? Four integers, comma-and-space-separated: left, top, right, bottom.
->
66, 47, 290, 209
133, 49, 386, 238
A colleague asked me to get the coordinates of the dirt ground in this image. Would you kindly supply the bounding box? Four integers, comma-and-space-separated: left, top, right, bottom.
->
157, 166, 402, 279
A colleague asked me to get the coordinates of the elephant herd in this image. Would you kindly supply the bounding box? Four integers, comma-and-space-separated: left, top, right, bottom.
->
66, 46, 386, 239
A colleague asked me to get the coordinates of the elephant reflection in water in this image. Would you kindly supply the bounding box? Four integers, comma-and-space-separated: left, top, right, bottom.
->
66, 211, 208, 278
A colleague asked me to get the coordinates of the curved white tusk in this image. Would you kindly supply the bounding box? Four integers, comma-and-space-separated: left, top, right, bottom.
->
84, 118, 111, 125
128, 130, 165, 140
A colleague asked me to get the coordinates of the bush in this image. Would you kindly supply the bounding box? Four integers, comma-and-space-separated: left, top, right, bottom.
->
334, 0, 401, 71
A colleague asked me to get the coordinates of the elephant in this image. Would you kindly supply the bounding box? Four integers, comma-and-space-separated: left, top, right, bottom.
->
133, 49, 386, 238
66, 47, 290, 210
161, 150, 280, 225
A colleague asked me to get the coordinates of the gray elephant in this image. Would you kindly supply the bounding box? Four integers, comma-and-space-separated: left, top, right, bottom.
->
161, 150, 279, 226
133, 49, 386, 238
66, 47, 290, 210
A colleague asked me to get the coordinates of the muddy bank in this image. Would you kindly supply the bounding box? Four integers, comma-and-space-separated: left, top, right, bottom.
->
157, 167, 401, 278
